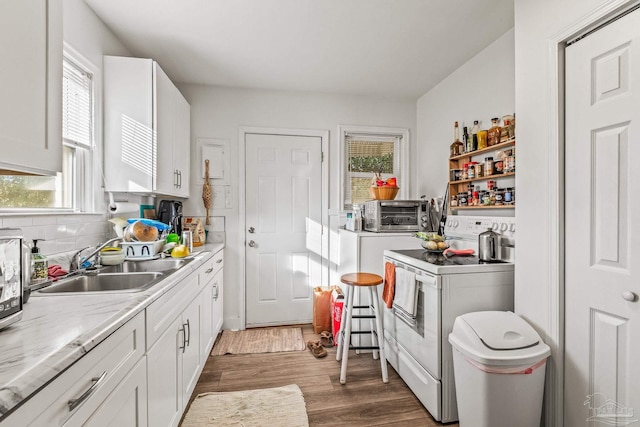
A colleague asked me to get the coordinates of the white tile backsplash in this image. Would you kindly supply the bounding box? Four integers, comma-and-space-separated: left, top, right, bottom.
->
1, 213, 110, 256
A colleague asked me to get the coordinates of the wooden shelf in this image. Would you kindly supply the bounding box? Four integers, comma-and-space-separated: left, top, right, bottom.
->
449, 139, 515, 161
451, 204, 515, 210
448, 172, 515, 186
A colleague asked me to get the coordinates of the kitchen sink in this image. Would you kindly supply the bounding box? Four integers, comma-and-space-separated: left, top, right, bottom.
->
98, 257, 193, 274
36, 272, 165, 294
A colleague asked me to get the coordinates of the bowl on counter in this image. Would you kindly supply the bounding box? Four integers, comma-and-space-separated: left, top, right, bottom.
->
369, 186, 399, 200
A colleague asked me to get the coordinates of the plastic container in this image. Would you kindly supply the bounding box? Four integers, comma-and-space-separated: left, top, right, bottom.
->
30, 239, 48, 285
100, 248, 125, 265
448, 311, 550, 427
120, 240, 165, 259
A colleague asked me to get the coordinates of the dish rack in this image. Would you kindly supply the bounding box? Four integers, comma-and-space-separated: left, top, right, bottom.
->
120, 240, 165, 259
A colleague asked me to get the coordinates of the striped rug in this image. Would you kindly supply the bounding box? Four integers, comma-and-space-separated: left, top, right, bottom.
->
211, 327, 306, 356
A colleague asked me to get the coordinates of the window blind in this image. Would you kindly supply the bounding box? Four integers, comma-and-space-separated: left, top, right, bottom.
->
344, 134, 400, 207
62, 58, 93, 148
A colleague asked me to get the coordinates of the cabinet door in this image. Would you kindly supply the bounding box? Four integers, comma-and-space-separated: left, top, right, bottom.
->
200, 280, 214, 358
147, 316, 183, 427
211, 267, 224, 339
181, 295, 202, 405
173, 90, 191, 197
103, 56, 155, 192
0, 0, 62, 175
154, 63, 177, 196
67, 357, 148, 427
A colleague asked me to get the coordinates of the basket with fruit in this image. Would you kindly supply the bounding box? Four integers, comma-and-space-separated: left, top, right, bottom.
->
369, 175, 399, 200
415, 232, 450, 252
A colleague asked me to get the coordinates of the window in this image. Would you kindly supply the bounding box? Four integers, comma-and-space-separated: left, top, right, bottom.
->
340, 126, 409, 210
0, 53, 94, 211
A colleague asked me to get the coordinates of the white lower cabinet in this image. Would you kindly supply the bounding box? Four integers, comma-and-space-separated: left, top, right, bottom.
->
2, 249, 224, 427
2, 312, 146, 427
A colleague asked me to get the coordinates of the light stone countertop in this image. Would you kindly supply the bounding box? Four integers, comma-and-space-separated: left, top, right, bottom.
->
0, 243, 224, 419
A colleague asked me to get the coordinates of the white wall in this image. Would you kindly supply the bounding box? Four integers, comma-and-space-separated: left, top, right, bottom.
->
0, 0, 134, 257
515, 1, 633, 425
416, 28, 515, 203
178, 84, 416, 330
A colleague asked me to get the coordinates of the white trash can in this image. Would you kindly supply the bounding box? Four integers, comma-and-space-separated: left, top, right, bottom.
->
448, 311, 550, 427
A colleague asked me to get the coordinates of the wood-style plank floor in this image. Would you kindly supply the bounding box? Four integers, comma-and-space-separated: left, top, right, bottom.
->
182, 324, 459, 426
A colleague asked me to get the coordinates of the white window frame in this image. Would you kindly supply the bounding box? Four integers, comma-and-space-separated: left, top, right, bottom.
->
338, 125, 409, 211
62, 43, 101, 213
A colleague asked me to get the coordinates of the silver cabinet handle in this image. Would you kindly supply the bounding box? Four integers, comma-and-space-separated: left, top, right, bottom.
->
184, 319, 191, 347
179, 325, 186, 353
248, 227, 255, 233
213, 282, 219, 300
248, 240, 256, 247
68, 371, 107, 411
205, 267, 214, 274
622, 291, 638, 302
216, 259, 222, 264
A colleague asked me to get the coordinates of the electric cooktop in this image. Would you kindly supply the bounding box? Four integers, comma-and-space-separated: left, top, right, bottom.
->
385, 249, 514, 275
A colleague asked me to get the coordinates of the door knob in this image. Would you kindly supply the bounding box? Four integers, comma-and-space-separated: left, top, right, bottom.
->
622, 291, 638, 302
248, 240, 256, 247
248, 227, 255, 233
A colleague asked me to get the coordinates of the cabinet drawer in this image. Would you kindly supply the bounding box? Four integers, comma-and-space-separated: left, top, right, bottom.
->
4, 312, 145, 427
146, 273, 199, 349
198, 250, 223, 286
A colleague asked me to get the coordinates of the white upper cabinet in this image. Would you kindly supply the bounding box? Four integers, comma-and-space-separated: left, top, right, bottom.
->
0, 0, 62, 175
103, 56, 190, 196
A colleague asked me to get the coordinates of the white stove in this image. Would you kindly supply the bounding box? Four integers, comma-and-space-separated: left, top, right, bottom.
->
382, 215, 515, 423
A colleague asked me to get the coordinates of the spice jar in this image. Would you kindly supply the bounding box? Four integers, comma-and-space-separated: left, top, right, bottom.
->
462, 163, 469, 180
504, 188, 514, 205
458, 192, 468, 206
468, 162, 477, 179
482, 191, 491, 206
487, 180, 495, 190
484, 157, 494, 176
451, 195, 458, 207
487, 117, 502, 146
495, 188, 504, 205
474, 163, 483, 178
494, 160, 504, 174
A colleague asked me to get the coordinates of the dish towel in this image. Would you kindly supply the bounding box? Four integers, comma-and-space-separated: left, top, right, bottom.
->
392, 267, 418, 325
382, 262, 396, 309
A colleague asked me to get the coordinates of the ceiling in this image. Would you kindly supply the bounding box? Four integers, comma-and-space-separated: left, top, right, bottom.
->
84, 0, 514, 100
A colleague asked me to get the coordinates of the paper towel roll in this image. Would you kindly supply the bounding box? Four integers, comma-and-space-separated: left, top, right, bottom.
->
109, 202, 139, 214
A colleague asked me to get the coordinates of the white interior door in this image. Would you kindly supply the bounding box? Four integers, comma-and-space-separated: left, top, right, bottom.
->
245, 133, 322, 327
565, 9, 640, 425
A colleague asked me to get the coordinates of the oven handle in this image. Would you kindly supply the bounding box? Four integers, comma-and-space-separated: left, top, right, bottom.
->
415, 274, 438, 289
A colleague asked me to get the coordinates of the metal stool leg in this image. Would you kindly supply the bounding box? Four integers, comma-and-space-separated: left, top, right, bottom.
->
339, 285, 355, 384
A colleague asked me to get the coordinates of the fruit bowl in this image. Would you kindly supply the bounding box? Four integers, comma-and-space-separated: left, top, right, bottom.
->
421, 240, 449, 252
369, 186, 399, 200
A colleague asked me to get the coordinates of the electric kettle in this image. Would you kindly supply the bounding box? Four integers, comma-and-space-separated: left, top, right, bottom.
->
478, 227, 501, 262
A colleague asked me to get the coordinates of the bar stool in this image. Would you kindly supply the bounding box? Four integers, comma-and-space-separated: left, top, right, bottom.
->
336, 272, 389, 384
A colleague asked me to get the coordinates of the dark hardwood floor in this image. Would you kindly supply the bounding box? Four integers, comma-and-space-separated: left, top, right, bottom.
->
183, 324, 459, 426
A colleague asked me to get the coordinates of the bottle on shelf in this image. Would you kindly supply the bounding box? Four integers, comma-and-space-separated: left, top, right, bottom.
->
462, 126, 469, 153
449, 121, 465, 157
470, 120, 480, 152
477, 129, 488, 150
488, 117, 502, 146
501, 114, 515, 142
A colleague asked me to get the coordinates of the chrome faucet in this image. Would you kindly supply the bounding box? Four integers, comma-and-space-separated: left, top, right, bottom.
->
69, 237, 123, 271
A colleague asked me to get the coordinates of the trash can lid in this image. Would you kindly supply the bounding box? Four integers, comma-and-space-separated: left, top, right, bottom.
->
449, 311, 551, 367
463, 311, 540, 350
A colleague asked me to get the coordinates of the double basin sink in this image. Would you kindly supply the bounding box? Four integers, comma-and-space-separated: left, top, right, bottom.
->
36, 257, 194, 294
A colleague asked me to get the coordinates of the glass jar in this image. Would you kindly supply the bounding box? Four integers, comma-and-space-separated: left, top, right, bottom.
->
504, 188, 514, 205
474, 163, 483, 178
477, 129, 488, 150
495, 188, 504, 205
468, 162, 476, 179
451, 195, 458, 207
462, 163, 469, 180
458, 192, 468, 206
487, 117, 501, 146
482, 191, 491, 206
502, 114, 515, 142
484, 157, 494, 176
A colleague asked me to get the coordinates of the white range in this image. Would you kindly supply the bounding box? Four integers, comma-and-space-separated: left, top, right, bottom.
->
382, 215, 515, 423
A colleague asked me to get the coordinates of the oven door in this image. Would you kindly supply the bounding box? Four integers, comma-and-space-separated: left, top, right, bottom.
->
383, 260, 441, 379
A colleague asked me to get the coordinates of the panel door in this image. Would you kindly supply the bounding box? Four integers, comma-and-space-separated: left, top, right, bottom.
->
147, 316, 183, 427
154, 62, 176, 196
565, 9, 640, 425
181, 295, 202, 405
245, 133, 322, 326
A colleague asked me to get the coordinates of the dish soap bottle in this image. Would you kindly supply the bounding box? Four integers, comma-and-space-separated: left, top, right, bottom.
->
31, 239, 48, 284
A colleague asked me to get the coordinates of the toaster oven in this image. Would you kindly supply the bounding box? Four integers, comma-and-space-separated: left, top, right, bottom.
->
364, 200, 428, 232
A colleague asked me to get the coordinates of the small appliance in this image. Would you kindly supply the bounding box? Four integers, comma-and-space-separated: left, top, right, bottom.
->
363, 200, 429, 232
157, 200, 183, 236
0, 228, 24, 331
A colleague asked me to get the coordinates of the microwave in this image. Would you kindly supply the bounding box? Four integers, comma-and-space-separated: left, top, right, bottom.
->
0, 228, 23, 331
364, 200, 428, 232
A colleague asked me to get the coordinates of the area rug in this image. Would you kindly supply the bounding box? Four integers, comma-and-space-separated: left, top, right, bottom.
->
182, 384, 309, 427
211, 327, 306, 356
